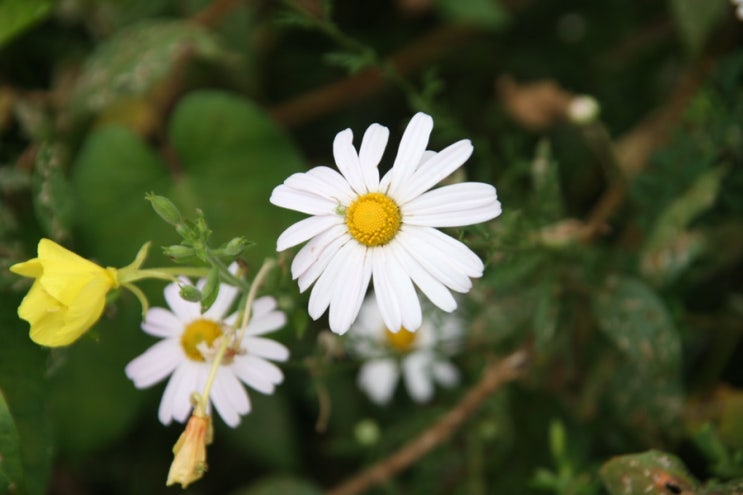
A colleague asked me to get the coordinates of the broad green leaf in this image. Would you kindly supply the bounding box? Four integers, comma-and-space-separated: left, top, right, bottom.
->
640, 167, 726, 285
230, 475, 323, 495
0, 0, 52, 48
46, 302, 150, 456
221, 393, 299, 470
593, 276, 680, 374
668, 0, 729, 55
600, 450, 699, 495
69, 20, 234, 122
0, 389, 24, 494
0, 297, 52, 495
71, 90, 304, 267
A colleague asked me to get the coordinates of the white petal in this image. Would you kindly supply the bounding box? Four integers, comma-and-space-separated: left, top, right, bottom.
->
403, 183, 500, 221
372, 246, 422, 332
251, 296, 277, 317
202, 282, 239, 320
333, 128, 367, 194
236, 355, 284, 385
432, 361, 460, 388
276, 215, 343, 252
305, 166, 356, 204
232, 357, 277, 394
358, 123, 388, 190
270, 186, 338, 215
420, 227, 484, 277
164, 281, 200, 321
211, 368, 250, 427
402, 352, 434, 403
125, 339, 181, 388
395, 229, 471, 292
243, 337, 290, 361
291, 223, 348, 280
357, 358, 399, 405
395, 140, 473, 203
387, 240, 457, 312
307, 241, 364, 321
244, 311, 287, 336
141, 308, 182, 338
285, 168, 355, 204
158, 364, 201, 425
328, 243, 372, 335
386, 113, 433, 198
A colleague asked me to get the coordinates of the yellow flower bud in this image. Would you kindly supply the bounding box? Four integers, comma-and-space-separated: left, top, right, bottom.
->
166, 413, 213, 489
10, 238, 119, 347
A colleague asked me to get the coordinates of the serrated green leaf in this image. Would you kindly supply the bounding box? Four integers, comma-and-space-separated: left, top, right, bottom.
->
0, 297, 52, 495
0, 0, 52, 48
600, 450, 699, 495
71, 90, 304, 267
32, 142, 74, 241
0, 389, 25, 495
69, 20, 234, 122
230, 475, 323, 495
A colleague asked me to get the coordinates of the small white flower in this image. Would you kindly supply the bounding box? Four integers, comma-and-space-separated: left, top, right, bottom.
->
271, 112, 501, 335
125, 275, 289, 428
348, 294, 462, 405
567, 95, 600, 124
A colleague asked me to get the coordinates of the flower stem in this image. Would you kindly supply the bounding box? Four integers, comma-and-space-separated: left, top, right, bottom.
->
195, 258, 276, 416
205, 252, 251, 292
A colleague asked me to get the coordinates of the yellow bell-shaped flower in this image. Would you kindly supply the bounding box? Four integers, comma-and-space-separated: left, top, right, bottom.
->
10, 238, 119, 347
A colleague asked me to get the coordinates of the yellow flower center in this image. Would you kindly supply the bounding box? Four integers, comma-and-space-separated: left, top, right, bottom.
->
345, 192, 402, 247
181, 319, 223, 361
385, 326, 417, 353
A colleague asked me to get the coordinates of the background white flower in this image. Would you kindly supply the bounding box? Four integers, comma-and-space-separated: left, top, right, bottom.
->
271, 112, 501, 335
348, 294, 463, 405
125, 276, 289, 427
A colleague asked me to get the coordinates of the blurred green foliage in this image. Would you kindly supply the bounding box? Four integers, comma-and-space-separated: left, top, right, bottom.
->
0, 0, 742, 494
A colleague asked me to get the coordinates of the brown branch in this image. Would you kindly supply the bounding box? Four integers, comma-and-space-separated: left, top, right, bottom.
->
269, 25, 479, 128
325, 349, 529, 495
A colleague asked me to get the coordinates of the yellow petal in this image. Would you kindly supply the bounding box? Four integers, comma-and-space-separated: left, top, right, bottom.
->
9, 258, 42, 278
36, 239, 114, 304
17, 282, 73, 346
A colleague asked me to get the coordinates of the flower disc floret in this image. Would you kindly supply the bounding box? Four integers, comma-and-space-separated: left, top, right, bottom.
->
385, 327, 417, 353
181, 319, 222, 361
345, 192, 401, 247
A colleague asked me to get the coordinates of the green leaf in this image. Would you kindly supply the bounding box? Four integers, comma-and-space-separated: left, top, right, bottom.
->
230, 475, 323, 495
220, 393, 299, 470
0, 0, 52, 48
593, 276, 680, 374
640, 166, 726, 285
0, 389, 25, 494
69, 20, 234, 122
600, 450, 699, 495
668, 0, 729, 55
0, 297, 52, 495
46, 303, 149, 457
71, 90, 304, 267
32, 142, 74, 242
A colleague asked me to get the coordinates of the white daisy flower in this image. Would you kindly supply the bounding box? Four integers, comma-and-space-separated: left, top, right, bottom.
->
348, 294, 462, 405
270, 112, 501, 335
125, 275, 289, 428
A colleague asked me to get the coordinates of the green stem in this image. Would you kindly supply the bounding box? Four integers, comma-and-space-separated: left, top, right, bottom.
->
205, 252, 251, 292
234, 258, 276, 347
196, 258, 275, 417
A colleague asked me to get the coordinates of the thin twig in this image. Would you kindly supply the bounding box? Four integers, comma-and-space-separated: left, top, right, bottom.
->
325, 349, 529, 495
269, 24, 478, 128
